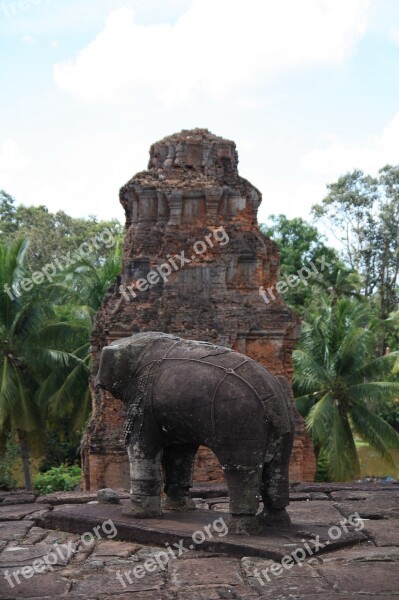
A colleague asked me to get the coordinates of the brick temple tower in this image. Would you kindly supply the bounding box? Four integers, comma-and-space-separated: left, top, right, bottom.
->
82, 129, 316, 490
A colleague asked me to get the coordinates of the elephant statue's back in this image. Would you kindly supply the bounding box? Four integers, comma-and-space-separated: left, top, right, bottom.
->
141, 335, 293, 450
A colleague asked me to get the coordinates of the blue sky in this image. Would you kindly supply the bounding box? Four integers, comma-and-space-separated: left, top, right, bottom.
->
2, 0, 399, 227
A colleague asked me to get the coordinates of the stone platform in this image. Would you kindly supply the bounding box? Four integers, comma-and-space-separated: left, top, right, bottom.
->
0, 483, 398, 599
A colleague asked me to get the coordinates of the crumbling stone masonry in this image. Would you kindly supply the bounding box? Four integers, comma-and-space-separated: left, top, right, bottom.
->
82, 129, 316, 490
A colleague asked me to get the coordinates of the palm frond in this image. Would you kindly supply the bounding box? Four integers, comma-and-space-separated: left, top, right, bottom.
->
350, 399, 399, 455
327, 406, 360, 481
306, 392, 335, 445
293, 349, 329, 394
46, 361, 91, 427
348, 381, 399, 403
295, 394, 316, 417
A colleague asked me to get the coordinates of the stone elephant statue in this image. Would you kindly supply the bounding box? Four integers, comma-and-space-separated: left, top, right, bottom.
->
95, 332, 295, 534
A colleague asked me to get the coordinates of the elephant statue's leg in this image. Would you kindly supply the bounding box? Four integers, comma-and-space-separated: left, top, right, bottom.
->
123, 434, 163, 519
258, 430, 294, 527
216, 449, 263, 535
162, 443, 198, 511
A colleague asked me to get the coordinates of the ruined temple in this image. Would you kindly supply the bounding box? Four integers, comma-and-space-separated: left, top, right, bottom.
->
82, 129, 315, 490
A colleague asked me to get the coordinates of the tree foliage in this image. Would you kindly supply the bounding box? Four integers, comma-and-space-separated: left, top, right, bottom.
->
261, 215, 360, 312
0, 190, 123, 270
0, 191, 123, 488
0, 238, 95, 488
312, 166, 399, 319
294, 298, 399, 481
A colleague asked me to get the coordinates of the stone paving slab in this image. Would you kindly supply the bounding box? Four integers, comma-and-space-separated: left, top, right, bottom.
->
316, 562, 399, 596
286, 501, 343, 525
105, 594, 175, 600
330, 490, 370, 502
42, 502, 367, 561
177, 587, 259, 599
288, 493, 311, 501
0, 487, 398, 598
70, 569, 165, 595
0, 496, 36, 507
97, 594, 175, 600
242, 558, 332, 597
334, 492, 399, 520
36, 491, 130, 506
0, 570, 70, 599
363, 519, 399, 546
293, 482, 399, 493
0, 542, 75, 567
91, 540, 142, 558
170, 556, 243, 587
317, 543, 399, 563
0, 522, 34, 542
0, 506, 51, 522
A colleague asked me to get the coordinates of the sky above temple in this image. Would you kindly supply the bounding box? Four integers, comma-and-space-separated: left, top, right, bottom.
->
1, 0, 399, 226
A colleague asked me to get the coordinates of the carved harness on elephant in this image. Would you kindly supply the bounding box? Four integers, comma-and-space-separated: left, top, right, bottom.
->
122, 339, 276, 446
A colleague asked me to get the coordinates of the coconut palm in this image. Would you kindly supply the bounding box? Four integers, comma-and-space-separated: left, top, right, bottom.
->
0, 239, 93, 489
313, 261, 363, 304
294, 297, 399, 481
33, 304, 93, 433
0, 239, 46, 489
60, 238, 122, 311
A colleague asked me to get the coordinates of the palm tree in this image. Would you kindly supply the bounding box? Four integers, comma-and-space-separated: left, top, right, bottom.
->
0, 239, 94, 489
315, 261, 363, 304
60, 238, 122, 311
0, 239, 45, 489
35, 304, 93, 432
294, 297, 399, 481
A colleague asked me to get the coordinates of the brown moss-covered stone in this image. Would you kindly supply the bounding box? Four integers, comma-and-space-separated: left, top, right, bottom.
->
82, 128, 315, 490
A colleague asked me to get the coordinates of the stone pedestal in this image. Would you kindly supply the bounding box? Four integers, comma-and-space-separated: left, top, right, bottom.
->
82, 129, 316, 491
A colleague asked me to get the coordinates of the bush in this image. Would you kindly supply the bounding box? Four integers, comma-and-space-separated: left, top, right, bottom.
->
39, 432, 81, 473
0, 436, 18, 490
33, 465, 81, 494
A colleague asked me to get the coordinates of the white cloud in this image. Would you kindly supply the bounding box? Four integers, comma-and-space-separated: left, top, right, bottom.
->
54, 0, 370, 105
0, 133, 142, 221
301, 113, 399, 178
0, 140, 28, 183
21, 35, 37, 44
257, 179, 326, 222
389, 26, 399, 44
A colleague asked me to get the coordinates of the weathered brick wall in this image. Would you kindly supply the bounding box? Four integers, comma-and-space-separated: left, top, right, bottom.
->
82, 129, 316, 490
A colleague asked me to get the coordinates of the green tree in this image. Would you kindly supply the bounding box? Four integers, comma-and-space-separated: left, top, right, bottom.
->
315, 262, 363, 305
312, 166, 399, 319
0, 239, 93, 489
294, 297, 399, 481
34, 303, 93, 434
35, 243, 123, 432
0, 192, 123, 271
0, 239, 45, 489
261, 215, 339, 312
0, 190, 17, 237
61, 237, 123, 311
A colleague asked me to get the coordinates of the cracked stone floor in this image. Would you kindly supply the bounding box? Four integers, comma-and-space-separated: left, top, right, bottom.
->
0, 482, 398, 599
